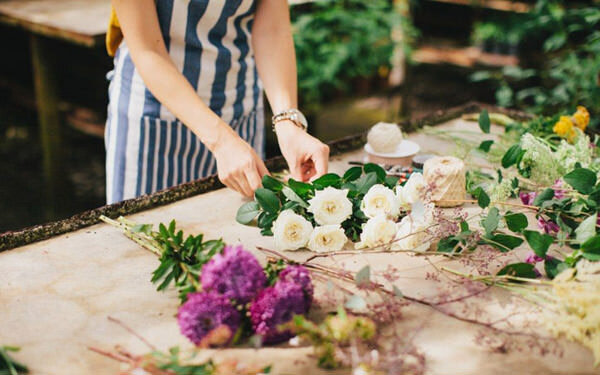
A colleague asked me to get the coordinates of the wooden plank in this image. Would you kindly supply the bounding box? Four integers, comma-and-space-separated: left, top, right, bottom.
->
413, 44, 519, 68
0, 0, 109, 46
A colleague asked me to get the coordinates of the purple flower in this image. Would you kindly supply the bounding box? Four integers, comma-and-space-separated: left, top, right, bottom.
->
201, 245, 267, 304
519, 192, 537, 206
538, 217, 560, 234
177, 291, 241, 346
249, 281, 307, 344
552, 180, 566, 200
278, 265, 314, 308
525, 252, 544, 264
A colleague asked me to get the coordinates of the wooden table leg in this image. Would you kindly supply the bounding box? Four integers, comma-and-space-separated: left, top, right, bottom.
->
30, 34, 64, 219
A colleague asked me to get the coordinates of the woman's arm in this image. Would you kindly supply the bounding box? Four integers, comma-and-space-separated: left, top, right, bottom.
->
112, 0, 268, 197
253, 0, 329, 182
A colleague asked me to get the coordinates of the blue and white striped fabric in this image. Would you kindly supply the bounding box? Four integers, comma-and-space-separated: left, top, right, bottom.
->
105, 0, 264, 204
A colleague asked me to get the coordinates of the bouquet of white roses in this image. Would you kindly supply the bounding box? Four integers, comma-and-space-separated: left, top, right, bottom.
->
236, 163, 433, 253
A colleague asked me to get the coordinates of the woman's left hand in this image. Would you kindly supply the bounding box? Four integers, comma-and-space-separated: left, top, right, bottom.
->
275, 120, 330, 182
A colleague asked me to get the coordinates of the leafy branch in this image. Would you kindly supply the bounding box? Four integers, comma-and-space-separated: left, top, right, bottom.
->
100, 216, 225, 302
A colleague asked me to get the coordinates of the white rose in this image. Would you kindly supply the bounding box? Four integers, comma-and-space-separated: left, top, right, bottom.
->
396, 173, 429, 210
391, 202, 434, 252
308, 187, 353, 225
272, 210, 313, 251
308, 225, 347, 253
355, 215, 397, 249
361, 184, 400, 219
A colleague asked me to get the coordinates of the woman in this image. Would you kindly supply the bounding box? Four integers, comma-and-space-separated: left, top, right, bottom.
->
105, 0, 330, 204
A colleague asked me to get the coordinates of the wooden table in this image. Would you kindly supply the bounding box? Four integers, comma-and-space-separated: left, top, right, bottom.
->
0, 0, 110, 216
0, 104, 597, 375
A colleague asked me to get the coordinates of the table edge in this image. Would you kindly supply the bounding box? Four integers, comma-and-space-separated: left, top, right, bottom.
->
0, 102, 532, 252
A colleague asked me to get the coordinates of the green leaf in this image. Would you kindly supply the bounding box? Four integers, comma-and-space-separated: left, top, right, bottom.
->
437, 236, 460, 253
288, 179, 313, 197
581, 235, 600, 255
544, 257, 567, 279
345, 295, 367, 311
486, 234, 524, 252
482, 207, 500, 236
533, 188, 555, 207
575, 213, 597, 244
504, 212, 528, 233
312, 173, 341, 188
257, 211, 277, 229
563, 168, 597, 195
262, 175, 283, 191
478, 140, 494, 152
478, 109, 490, 134
364, 163, 387, 182
393, 285, 403, 298
473, 187, 490, 208
582, 253, 600, 261
355, 172, 378, 195
355, 265, 370, 286
501, 144, 523, 169
236, 201, 261, 225
255, 188, 280, 214
385, 175, 399, 189
523, 230, 554, 258
281, 186, 309, 208
343, 166, 362, 182
497, 262, 538, 279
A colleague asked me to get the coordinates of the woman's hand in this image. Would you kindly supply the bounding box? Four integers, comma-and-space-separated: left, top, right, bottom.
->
212, 127, 269, 197
275, 120, 330, 182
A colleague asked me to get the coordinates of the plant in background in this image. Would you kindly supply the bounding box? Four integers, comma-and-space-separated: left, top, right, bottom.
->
471, 1, 600, 128
291, 0, 416, 109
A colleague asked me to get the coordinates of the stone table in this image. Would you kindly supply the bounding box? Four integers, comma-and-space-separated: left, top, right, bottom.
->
0, 104, 597, 375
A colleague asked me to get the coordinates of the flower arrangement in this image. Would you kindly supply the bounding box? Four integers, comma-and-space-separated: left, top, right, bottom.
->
237, 163, 433, 253
100, 217, 314, 347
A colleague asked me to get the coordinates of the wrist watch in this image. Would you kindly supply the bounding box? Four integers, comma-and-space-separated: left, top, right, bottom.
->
272, 109, 308, 132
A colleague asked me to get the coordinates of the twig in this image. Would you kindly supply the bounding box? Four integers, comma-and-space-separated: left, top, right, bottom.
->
107, 316, 158, 351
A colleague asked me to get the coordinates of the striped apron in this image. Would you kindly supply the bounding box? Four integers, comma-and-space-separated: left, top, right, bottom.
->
105, 0, 264, 204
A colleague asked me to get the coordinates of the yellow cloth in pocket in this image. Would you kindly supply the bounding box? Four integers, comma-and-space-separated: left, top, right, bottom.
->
106, 7, 122, 57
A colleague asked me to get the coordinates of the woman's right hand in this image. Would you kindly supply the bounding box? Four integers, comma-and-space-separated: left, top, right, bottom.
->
212, 129, 269, 197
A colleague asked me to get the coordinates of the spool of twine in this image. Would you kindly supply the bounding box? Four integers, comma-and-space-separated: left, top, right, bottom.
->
423, 156, 466, 208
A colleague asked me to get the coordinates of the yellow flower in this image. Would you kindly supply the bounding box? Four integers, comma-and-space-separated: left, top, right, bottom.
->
553, 115, 577, 142
572, 106, 590, 131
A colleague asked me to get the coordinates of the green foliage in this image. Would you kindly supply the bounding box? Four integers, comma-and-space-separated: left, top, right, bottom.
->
478, 109, 491, 134
150, 221, 225, 302
563, 168, 597, 194
471, 1, 600, 127
497, 262, 538, 279
291, 0, 415, 108
237, 163, 396, 242
0, 346, 28, 375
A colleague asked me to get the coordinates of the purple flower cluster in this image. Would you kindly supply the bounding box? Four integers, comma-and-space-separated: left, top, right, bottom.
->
278, 265, 314, 308
201, 245, 267, 304
176, 245, 314, 347
177, 291, 240, 346
249, 280, 308, 344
